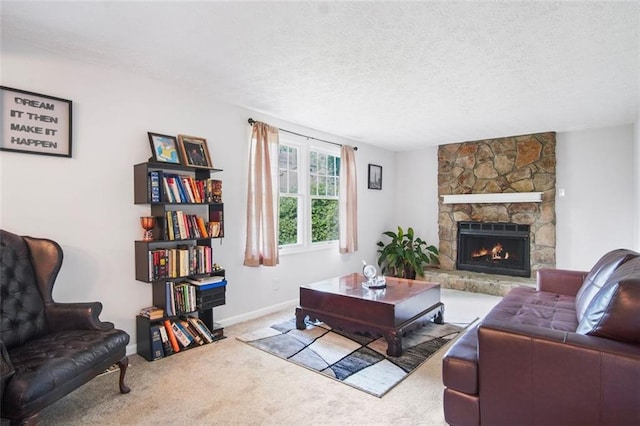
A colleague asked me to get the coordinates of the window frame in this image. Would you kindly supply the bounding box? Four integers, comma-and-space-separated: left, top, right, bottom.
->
278, 135, 341, 254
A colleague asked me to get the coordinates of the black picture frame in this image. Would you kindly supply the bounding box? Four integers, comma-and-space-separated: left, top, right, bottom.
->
0, 86, 72, 158
148, 132, 181, 164
368, 164, 382, 190
178, 134, 213, 168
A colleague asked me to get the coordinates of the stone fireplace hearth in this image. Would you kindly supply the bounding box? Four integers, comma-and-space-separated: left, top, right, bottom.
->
428, 132, 556, 294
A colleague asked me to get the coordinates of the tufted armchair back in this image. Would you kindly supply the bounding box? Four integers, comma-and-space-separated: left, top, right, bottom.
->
0, 230, 51, 349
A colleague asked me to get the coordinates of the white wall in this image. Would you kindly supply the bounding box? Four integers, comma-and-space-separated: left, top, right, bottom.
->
394, 147, 439, 246
556, 124, 636, 270
0, 41, 395, 354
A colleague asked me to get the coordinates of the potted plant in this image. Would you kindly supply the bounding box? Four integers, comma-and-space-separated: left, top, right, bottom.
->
376, 226, 439, 279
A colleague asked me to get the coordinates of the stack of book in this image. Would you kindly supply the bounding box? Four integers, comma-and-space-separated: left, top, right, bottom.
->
139, 306, 164, 320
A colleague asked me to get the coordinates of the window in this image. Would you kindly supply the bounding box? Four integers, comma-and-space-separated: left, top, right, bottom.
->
278, 137, 340, 250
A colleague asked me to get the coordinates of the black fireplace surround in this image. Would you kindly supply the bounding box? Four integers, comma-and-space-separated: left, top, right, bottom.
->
456, 221, 531, 277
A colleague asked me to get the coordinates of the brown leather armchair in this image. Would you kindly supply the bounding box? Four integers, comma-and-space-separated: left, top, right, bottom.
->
1, 230, 130, 425
442, 249, 640, 425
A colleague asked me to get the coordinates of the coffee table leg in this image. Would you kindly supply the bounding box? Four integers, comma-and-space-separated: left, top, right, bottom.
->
385, 331, 402, 357
434, 304, 445, 324
295, 307, 306, 330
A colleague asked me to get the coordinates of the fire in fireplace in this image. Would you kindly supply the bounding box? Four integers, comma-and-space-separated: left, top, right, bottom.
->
456, 221, 531, 277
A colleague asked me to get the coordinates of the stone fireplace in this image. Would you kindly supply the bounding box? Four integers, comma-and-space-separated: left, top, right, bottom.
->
438, 132, 556, 278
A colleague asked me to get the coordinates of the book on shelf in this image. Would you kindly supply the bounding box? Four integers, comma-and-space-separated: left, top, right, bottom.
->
149, 171, 161, 203
162, 176, 175, 203
185, 275, 224, 284
185, 276, 226, 291
163, 319, 180, 353
149, 324, 164, 360
187, 316, 214, 343
208, 221, 221, 238
139, 306, 164, 320
179, 319, 204, 346
165, 212, 175, 240
165, 281, 176, 316
196, 217, 209, 238
170, 321, 192, 348
212, 179, 223, 203
158, 323, 173, 356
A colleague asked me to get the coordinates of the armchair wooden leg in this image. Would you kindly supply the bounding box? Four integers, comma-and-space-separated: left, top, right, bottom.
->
10, 413, 39, 426
116, 356, 131, 394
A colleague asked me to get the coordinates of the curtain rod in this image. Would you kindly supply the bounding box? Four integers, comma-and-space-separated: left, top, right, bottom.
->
248, 118, 357, 151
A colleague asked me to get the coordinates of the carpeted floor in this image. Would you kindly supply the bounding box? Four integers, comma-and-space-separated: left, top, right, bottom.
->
237, 317, 466, 397
2, 289, 501, 425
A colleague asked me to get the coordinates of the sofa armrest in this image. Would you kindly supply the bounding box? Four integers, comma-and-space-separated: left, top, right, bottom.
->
0, 341, 15, 398
477, 318, 640, 425
536, 268, 587, 296
45, 302, 114, 332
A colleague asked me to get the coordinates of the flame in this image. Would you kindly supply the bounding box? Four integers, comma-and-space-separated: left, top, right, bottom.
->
471, 243, 509, 260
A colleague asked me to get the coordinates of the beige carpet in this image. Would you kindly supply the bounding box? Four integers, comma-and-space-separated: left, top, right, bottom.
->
22, 308, 472, 425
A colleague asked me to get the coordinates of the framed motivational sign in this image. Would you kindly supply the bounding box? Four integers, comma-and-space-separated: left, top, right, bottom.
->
0, 86, 72, 158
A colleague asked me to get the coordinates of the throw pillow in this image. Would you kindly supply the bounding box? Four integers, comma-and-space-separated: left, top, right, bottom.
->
576, 257, 640, 344
574, 249, 639, 322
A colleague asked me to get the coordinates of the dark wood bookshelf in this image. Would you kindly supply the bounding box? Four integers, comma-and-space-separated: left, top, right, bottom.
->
134, 161, 226, 361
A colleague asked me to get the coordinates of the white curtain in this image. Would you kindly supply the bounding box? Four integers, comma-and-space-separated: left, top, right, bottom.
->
243, 121, 279, 266
339, 145, 358, 253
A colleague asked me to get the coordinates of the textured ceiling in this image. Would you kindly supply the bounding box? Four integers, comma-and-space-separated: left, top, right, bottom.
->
2, 1, 639, 151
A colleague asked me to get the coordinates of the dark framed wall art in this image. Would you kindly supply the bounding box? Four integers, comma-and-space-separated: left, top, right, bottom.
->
178, 134, 213, 168
368, 164, 382, 190
0, 86, 72, 158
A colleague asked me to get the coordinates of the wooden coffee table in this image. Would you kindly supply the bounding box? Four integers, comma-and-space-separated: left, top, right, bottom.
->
295, 273, 444, 356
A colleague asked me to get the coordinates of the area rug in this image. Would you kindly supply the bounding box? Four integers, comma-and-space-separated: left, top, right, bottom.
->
237, 317, 472, 397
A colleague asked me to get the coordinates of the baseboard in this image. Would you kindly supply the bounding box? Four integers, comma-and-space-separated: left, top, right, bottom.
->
216, 298, 299, 328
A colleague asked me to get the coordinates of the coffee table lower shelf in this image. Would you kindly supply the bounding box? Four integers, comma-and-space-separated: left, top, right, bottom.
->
295, 302, 444, 357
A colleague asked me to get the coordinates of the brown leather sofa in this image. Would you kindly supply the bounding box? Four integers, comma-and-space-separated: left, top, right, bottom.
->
442, 249, 640, 426
1, 230, 131, 424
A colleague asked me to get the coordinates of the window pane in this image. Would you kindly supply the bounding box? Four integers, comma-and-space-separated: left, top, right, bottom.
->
336, 157, 341, 176
310, 151, 317, 173
290, 146, 298, 170
279, 146, 289, 170
310, 175, 318, 195
279, 196, 298, 245
279, 170, 288, 193
289, 171, 298, 192
318, 176, 327, 196
327, 177, 336, 196
328, 155, 335, 175
318, 153, 327, 174
311, 199, 339, 242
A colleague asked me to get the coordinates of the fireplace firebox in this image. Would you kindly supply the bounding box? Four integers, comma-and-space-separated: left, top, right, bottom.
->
456, 221, 531, 278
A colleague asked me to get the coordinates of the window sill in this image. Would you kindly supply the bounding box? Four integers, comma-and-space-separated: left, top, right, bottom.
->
279, 241, 337, 256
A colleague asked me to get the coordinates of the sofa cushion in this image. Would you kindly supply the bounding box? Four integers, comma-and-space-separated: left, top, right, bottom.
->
442, 323, 480, 395
575, 249, 640, 323
485, 286, 578, 331
576, 258, 640, 344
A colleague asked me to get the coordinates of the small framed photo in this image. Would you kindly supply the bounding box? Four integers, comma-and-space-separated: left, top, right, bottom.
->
148, 132, 181, 164
1, 86, 72, 158
368, 164, 382, 190
178, 134, 213, 168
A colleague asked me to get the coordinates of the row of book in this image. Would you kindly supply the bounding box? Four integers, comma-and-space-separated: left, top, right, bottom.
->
148, 245, 213, 280
149, 317, 223, 360
149, 171, 223, 204
165, 276, 226, 316
161, 210, 221, 240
